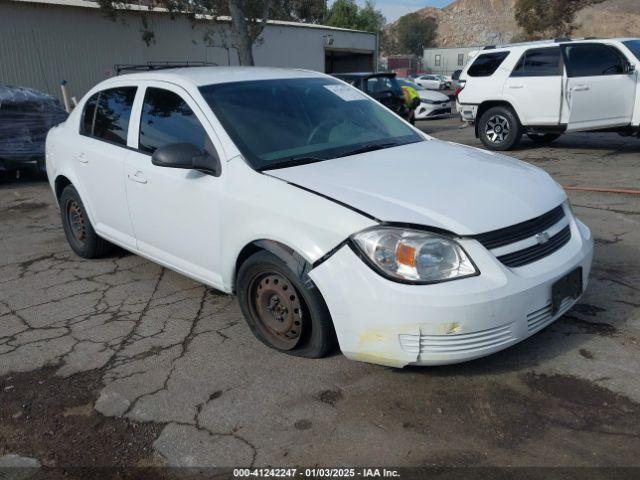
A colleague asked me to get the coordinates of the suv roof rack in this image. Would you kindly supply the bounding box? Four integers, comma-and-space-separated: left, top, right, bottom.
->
114, 61, 218, 75
554, 37, 572, 43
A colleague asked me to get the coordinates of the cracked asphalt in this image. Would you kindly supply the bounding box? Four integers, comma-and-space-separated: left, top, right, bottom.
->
1, 117, 639, 470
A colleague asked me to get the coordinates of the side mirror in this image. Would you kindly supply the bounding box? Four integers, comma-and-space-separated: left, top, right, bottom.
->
151, 143, 221, 177
625, 62, 636, 74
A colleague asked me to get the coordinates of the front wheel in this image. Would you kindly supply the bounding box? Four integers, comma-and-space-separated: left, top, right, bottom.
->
478, 106, 522, 151
237, 250, 337, 358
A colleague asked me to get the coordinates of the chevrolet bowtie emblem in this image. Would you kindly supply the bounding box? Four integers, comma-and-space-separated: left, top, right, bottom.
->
536, 231, 551, 245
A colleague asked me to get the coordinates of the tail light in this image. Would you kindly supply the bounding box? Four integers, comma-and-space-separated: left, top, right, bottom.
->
454, 80, 466, 99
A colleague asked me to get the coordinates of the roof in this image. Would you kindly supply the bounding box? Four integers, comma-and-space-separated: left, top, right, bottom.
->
103, 66, 328, 87
486, 37, 639, 52
9, 0, 373, 34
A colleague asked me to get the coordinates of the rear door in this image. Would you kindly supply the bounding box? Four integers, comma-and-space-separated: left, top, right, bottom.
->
74, 86, 137, 248
504, 47, 563, 125
561, 43, 637, 131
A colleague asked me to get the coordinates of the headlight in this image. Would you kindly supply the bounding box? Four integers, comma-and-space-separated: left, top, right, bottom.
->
351, 227, 478, 284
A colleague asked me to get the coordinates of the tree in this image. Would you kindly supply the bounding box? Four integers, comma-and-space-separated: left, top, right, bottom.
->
324, 0, 360, 29
97, 0, 328, 66
514, 0, 605, 39
324, 0, 385, 33
394, 13, 436, 56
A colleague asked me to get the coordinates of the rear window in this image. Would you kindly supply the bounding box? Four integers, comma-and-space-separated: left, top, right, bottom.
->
511, 47, 562, 77
92, 87, 137, 146
467, 51, 510, 77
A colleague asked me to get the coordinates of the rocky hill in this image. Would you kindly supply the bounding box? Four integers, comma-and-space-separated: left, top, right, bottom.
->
383, 0, 640, 50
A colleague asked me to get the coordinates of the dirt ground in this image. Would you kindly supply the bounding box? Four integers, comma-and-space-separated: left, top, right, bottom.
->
1, 116, 639, 474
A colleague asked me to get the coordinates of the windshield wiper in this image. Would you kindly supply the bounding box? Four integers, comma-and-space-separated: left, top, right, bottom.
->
341, 141, 401, 158
258, 156, 327, 172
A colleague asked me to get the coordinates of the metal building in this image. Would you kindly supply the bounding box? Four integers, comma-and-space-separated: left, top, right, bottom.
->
0, 0, 378, 101
422, 46, 481, 75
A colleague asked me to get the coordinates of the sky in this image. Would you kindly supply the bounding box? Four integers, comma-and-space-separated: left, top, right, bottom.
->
331, 0, 455, 23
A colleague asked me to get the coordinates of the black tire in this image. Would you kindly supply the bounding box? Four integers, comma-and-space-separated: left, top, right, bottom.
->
478, 106, 522, 151
237, 250, 338, 358
59, 185, 113, 258
527, 133, 561, 144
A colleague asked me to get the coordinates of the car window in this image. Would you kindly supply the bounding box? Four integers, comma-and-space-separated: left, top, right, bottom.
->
138, 88, 209, 154
623, 39, 640, 61
199, 77, 422, 171
511, 47, 562, 77
564, 44, 627, 77
467, 51, 510, 77
92, 87, 137, 146
80, 93, 99, 136
366, 76, 401, 95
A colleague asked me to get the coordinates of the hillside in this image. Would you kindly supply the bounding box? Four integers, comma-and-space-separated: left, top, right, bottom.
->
383, 0, 640, 51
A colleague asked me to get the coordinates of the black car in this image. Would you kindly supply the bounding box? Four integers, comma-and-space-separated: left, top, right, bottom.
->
0, 84, 68, 174
333, 72, 408, 119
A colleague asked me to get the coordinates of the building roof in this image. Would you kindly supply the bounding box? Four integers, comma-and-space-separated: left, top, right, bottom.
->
104, 66, 328, 87
9, 0, 373, 34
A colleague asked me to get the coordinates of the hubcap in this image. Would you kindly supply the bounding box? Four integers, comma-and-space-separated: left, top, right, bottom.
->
249, 273, 303, 350
67, 200, 87, 243
485, 114, 510, 143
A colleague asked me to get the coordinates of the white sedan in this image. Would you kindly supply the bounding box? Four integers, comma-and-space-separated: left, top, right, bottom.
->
398, 79, 452, 119
46, 67, 593, 367
414, 74, 446, 90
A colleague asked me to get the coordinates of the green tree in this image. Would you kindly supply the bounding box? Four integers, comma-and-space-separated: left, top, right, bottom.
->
394, 13, 436, 56
324, 0, 385, 33
357, 0, 386, 33
324, 0, 360, 29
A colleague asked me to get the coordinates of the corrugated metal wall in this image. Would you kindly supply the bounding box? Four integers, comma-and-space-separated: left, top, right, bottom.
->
0, 0, 376, 101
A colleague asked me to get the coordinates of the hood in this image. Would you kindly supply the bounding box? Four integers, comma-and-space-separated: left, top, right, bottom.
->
418, 90, 450, 102
267, 140, 566, 235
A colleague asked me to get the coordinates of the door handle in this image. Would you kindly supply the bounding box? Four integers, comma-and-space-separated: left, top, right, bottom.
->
509, 84, 524, 89
76, 152, 88, 164
572, 85, 590, 92
128, 170, 147, 184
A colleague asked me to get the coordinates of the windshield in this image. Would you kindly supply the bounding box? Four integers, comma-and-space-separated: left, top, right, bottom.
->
199, 78, 423, 171
365, 76, 403, 96
623, 40, 640, 61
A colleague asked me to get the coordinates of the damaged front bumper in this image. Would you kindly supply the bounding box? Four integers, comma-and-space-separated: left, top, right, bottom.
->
309, 218, 594, 367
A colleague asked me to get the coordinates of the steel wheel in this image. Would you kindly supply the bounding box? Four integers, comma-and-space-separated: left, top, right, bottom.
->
485, 114, 510, 144
67, 199, 87, 244
248, 272, 304, 350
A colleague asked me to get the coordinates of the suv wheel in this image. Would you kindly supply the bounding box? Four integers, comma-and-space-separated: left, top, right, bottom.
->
527, 133, 561, 145
478, 106, 522, 151
60, 185, 113, 258
237, 250, 338, 358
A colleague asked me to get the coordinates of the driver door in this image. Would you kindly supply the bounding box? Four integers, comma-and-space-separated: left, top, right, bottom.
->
125, 82, 226, 288
562, 43, 637, 131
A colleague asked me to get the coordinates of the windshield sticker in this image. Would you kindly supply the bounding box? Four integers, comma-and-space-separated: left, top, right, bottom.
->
324, 84, 366, 101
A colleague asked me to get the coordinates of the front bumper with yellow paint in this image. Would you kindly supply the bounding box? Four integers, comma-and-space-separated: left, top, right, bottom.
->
308, 219, 593, 367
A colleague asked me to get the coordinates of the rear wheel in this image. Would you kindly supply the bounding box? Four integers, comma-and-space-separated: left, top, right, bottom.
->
60, 185, 113, 258
478, 106, 522, 151
527, 133, 561, 144
237, 250, 337, 358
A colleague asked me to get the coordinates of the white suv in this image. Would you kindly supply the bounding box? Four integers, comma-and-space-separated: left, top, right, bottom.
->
457, 38, 640, 150
46, 67, 593, 367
